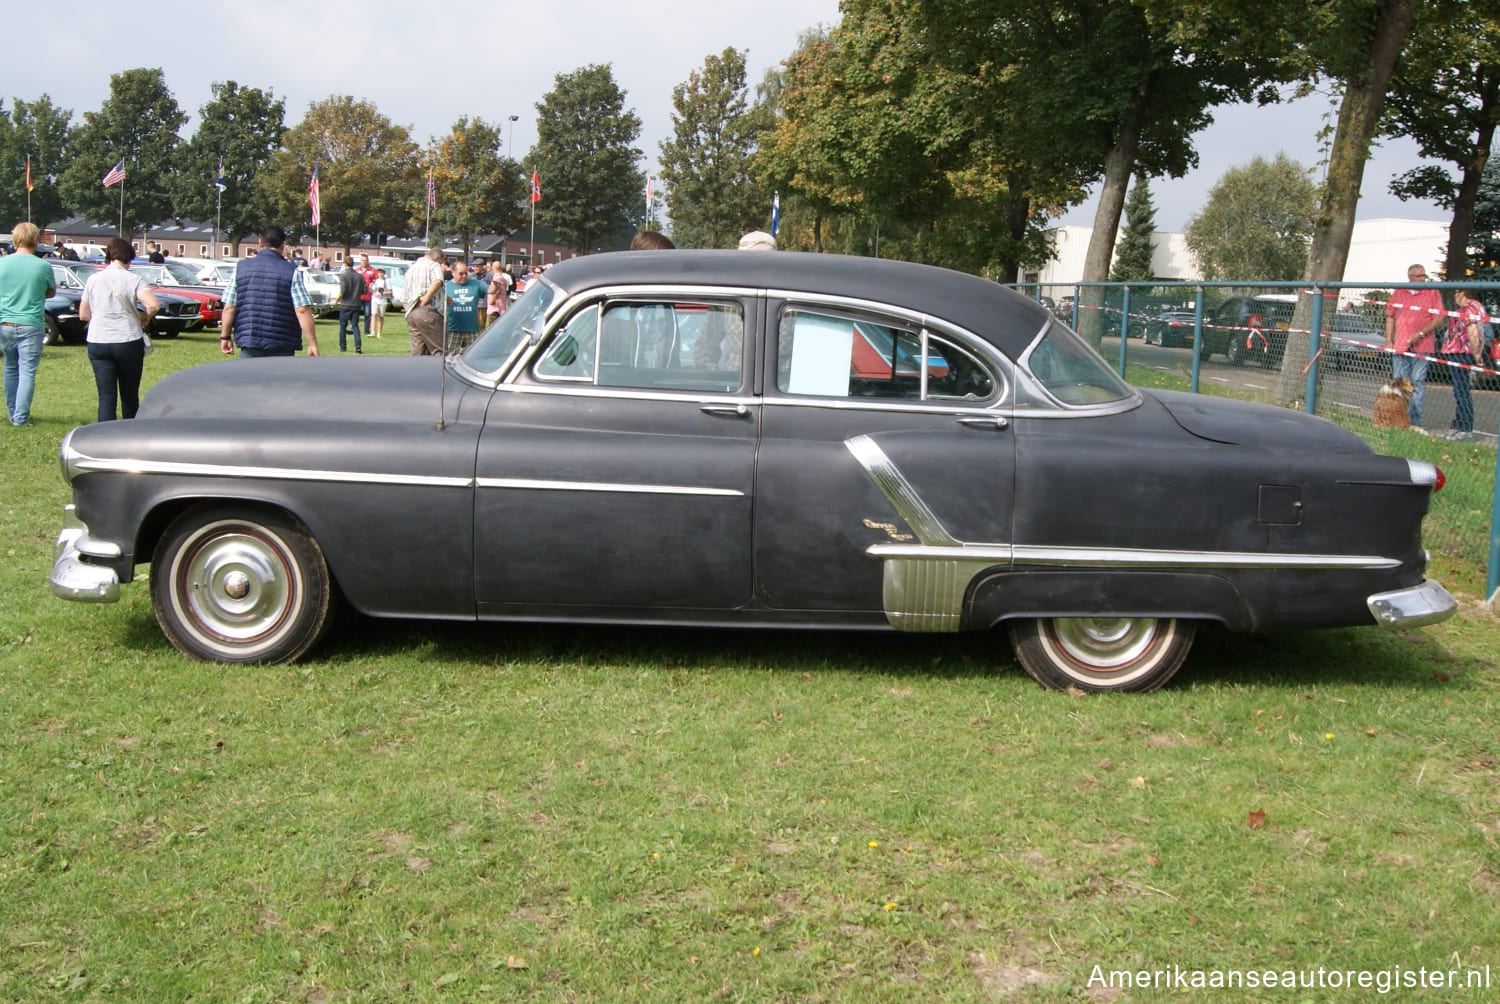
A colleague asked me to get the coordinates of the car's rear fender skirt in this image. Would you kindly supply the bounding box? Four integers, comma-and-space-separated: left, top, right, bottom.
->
965, 570, 1253, 632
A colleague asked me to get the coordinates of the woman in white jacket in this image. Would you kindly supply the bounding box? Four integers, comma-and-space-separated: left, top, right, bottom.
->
78, 237, 159, 422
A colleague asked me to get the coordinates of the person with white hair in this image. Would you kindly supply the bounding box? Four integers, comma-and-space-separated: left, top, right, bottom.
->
738, 231, 777, 251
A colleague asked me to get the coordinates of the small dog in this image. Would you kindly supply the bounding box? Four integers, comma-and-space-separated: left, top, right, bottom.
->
1372, 377, 1414, 429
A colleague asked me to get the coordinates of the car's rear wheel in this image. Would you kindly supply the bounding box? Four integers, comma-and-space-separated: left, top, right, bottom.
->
43, 315, 62, 346
151, 504, 335, 663
1225, 333, 1247, 366
1009, 617, 1195, 693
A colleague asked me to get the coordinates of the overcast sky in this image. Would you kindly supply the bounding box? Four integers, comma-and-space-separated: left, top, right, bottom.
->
13, 0, 1447, 235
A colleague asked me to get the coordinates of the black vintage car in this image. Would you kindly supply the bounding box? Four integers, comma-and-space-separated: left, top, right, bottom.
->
44, 262, 202, 345
49, 252, 1454, 691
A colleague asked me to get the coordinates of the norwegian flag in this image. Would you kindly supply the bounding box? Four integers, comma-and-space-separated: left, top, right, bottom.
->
309, 166, 321, 226
101, 160, 126, 188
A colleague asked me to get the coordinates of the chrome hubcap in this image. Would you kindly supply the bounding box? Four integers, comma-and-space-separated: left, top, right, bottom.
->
181, 530, 294, 643
1051, 618, 1159, 670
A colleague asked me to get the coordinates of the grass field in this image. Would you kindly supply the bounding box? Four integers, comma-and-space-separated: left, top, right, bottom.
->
2, 324, 1497, 1001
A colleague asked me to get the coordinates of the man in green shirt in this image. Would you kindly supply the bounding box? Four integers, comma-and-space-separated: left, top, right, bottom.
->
0, 222, 56, 426
443, 261, 488, 352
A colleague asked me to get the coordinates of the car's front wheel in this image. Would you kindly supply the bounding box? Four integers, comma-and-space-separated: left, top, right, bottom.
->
1009, 617, 1195, 693
151, 504, 336, 663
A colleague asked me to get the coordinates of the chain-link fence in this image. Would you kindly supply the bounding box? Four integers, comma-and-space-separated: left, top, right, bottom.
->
1017, 280, 1500, 596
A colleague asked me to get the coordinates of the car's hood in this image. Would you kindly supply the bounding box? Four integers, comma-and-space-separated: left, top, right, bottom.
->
137, 356, 460, 424
1144, 388, 1372, 453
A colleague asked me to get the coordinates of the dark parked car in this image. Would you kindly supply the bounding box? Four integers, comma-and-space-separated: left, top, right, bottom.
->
1322, 312, 1389, 375
1144, 310, 1200, 348
1201, 294, 1298, 366
44, 262, 201, 344
49, 252, 1455, 692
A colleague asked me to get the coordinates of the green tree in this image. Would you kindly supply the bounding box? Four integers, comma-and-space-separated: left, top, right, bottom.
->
0, 96, 73, 229
1184, 155, 1316, 280
753, 28, 855, 252
257, 96, 420, 253
171, 81, 287, 245
1385, 0, 1500, 283
1468, 156, 1500, 283
1269, 0, 1420, 403
58, 68, 185, 236
659, 48, 764, 249
532, 65, 642, 252
1111, 176, 1159, 281
424, 116, 527, 259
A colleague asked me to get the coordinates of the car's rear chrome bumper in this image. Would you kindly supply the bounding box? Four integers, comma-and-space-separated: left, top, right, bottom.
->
49, 505, 121, 603
1367, 579, 1456, 629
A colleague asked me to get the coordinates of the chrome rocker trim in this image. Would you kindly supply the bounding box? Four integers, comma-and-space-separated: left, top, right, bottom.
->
49, 505, 121, 603
1366, 579, 1457, 629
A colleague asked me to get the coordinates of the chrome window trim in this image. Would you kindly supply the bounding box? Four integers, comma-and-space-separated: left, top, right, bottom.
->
492, 382, 755, 406
62, 450, 472, 489
477, 477, 744, 498
768, 299, 1011, 408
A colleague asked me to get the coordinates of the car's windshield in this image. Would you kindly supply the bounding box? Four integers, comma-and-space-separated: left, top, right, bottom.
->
52, 267, 84, 289
1024, 322, 1134, 406
462, 279, 555, 373
162, 261, 207, 285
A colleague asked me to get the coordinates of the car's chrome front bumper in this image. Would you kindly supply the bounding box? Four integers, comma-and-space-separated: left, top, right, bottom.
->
49, 505, 122, 603
1367, 579, 1456, 629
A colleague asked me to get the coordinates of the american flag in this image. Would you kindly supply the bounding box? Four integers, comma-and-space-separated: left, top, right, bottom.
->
426, 167, 436, 208
101, 160, 126, 188
530, 170, 541, 204
309, 166, 320, 226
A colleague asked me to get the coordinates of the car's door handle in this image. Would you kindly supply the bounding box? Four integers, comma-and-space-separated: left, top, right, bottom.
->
957, 414, 1010, 430
700, 403, 751, 418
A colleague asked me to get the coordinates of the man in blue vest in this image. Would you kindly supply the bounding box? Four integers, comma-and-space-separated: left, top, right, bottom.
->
220, 225, 320, 358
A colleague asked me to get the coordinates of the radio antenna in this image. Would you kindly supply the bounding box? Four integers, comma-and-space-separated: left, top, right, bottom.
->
436, 307, 449, 430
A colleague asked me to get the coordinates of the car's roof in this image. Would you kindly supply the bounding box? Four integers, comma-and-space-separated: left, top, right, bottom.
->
541, 250, 1052, 358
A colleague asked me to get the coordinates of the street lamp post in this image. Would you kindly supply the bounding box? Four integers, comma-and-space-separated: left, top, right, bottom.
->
507, 115, 518, 161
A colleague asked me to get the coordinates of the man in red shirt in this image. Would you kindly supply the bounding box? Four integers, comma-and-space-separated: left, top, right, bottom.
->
356, 253, 379, 336
1384, 263, 1446, 431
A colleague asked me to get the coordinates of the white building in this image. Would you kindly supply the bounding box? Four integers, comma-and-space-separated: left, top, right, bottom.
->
1028, 219, 1451, 291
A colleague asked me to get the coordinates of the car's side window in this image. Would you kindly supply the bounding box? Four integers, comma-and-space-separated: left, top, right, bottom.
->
534, 300, 744, 392
776, 308, 996, 402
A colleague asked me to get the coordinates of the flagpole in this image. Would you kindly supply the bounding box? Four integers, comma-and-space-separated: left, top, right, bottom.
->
529, 167, 536, 265
424, 166, 432, 245
118, 166, 126, 237
214, 160, 223, 260
25, 157, 31, 222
